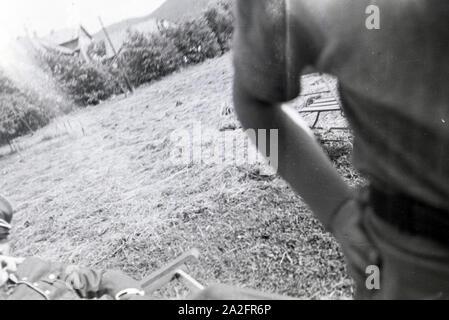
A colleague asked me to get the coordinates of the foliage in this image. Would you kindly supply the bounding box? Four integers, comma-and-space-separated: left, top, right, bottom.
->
87, 40, 107, 59
203, 1, 235, 53
120, 31, 183, 86
0, 71, 53, 145
5, 2, 235, 143
39, 50, 122, 106
162, 18, 221, 64
38, 2, 235, 107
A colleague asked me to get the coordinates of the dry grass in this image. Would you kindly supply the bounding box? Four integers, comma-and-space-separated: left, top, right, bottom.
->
0, 53, 362, 299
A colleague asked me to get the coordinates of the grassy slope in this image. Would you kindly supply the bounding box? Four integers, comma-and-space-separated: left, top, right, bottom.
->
0, 53, 359, 299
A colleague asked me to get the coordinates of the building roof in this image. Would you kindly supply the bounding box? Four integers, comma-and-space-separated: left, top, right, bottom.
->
93, 18, 161, 58
40, 25, 93, 47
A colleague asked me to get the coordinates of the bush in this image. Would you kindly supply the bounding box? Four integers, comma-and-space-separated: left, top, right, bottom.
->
204, 2, 235, 53
120, 31, 183, 86
87, 40, 107, 60
39, 50, 122, 106
35, 3, 234, 110
0, 70, 52, 145
162, 18, 221, 64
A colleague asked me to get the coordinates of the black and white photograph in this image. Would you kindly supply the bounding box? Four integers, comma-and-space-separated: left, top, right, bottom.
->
1, 0, 448, 305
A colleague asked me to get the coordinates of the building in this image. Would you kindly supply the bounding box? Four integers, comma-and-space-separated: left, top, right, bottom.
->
38, 25, 94, 61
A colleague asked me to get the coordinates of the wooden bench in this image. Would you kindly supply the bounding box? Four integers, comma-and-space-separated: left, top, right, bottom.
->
299, 97, 341, 128
140, 248, 204, 295
139, 249, 293, 299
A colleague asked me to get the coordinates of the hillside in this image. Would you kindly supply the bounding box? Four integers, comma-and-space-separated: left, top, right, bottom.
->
0, 53, 354, 299
93, 0, 231, 57
150, 0, 232, 22
93, 18, 160, 57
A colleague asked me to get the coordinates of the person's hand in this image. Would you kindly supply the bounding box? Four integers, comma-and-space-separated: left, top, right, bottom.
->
64, 265, 103, 293
63, 266, 143, 299
64, 265, 86, 291
0, 194, 13, 224
102, 270, 144, 299
331, 200, 380, 280
0, 255, 25, 287
0, 240, 10, 256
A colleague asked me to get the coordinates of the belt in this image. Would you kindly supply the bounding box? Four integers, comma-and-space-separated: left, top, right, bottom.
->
368, 186, 449, 247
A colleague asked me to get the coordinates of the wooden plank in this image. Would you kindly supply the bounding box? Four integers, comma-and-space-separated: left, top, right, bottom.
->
308, 102, 340, 108
98, 16, 134, 93
140, 249, 200, 293
299, 106, 341, 113
310, 98, 336, 103
175, 269, 205, 293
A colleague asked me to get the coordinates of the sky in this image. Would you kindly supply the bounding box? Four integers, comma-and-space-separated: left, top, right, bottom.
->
0, 0, 166, 45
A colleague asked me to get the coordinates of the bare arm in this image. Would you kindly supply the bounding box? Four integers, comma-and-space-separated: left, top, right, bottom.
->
233, 0, 352, 230
233, 80, 351, 231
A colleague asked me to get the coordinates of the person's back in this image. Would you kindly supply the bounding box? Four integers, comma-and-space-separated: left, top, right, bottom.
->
233, 0, 449, 299
236, 0, 449, 209
305, 0, 449, 210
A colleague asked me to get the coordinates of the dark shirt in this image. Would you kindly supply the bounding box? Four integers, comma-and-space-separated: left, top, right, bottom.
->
0, 257, 141, 300
1, 257, 105, 300
234, 0, 449, 210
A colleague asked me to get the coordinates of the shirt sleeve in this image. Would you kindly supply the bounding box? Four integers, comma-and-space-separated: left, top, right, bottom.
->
233, 0, 319, 103
61, 264, 143, 299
